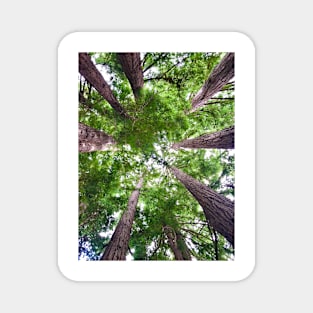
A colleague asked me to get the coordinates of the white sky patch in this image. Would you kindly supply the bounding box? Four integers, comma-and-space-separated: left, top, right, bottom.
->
203, 178, 209, 185
123, 144, 132, 151
98, 230, 112, 238
204, 150, 213, 159
126, 251, 133, 261
134, 155, 142, 163
147, 240, 156, 256
168, 147, 179, 155
153, 143, 163, 156
92, 54, 113, 85
139, 202, 145, 211
98, 211, 121, 238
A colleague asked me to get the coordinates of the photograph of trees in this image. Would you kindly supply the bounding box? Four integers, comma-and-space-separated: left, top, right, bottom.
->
78, 52, 234, 261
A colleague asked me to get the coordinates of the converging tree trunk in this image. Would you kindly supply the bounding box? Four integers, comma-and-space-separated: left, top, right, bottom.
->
101, 177, 144, 260
79, 53, 130, 118
163, 225, 191, 260
79, 122, 116, 153
176, 231, 192, 260
189, 53, 234, 113
117, 53, 144, 99
172, 126, 234, 150
170, 166, 234, 246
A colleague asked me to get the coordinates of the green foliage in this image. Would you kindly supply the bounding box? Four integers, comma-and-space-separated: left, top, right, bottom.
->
78, 52, 235, 261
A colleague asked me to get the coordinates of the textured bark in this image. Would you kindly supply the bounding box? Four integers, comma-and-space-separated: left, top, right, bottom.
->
163, 225, 183, 260
79, 53, 130, 118
79, 122, 116, 153
170, 167, 234, 246
101, 178, 144, 260
172, 126, 234, 150
163, 226, 191, 260
176, 231, 192, 260
190, 53, 234, 113
117, 53, 144, 99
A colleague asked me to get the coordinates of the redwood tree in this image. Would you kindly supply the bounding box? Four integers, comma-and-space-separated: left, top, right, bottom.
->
189, 52, 234, 113
79, 122, 116, 153
117, 53, 144, 99
100, 177, 144, 260
163, 225, 191, 260
172, 126, 234, 150
79, 53, 130, 118
78, 53, 236, 261
170, 166, 234, 246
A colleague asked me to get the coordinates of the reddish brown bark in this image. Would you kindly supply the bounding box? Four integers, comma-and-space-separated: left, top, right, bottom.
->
79, 122, 116, 153
172, 126, 234, 150
117, 53, 144, 99
176, 231, 192, 260
163, 225, 191, 260
79, 53, 130, 118
170, 166, 234, 246
101, 178, 144, 260
189, 53, 234, 113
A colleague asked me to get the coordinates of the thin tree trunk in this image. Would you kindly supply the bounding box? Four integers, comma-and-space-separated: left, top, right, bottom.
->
189, 53, 234, 113
163, 225, 183, 260
172, 126, 234, 150
176, 231, 192, 260
170, 166, 234, 246
79, 53, 130, 118
101, 177, 144, 260
163, 225, 191, 260
117, 53, 144, 99
79, 122, 116, 153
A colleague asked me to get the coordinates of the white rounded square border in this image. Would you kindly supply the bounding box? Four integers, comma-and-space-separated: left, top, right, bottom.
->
58, 32, 255, 281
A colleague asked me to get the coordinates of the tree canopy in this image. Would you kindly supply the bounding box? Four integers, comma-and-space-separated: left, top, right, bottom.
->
78, 52, 235, 261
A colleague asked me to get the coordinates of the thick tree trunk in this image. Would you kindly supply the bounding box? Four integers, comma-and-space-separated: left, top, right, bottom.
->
163, 226, 191, 260
172, 126, 234, 150
189, 53, 234, 113
79, 122, 116, 153
79, 53, 130, 118
170, 166, 234, 246
117, 53, 144, 99
101, 177, 144, 260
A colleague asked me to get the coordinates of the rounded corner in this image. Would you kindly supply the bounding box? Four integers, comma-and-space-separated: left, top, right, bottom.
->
235, 260, 256, 282
57, 260, 79, 282
232, 31, 256, 51
57, 31, 80, 52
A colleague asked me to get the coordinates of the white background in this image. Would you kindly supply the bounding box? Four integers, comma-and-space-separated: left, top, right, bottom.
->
1, 1, 312, 312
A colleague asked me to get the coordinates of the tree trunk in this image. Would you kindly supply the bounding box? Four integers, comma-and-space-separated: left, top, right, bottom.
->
170, 166, 234, 246
79, 53, 130, 118
117, 53, 144, 99
101, 177, 144, 260
79, 122, 116, 153
176, 230, 192, 260
172, 126, 234, 150
163, 226, 191, 260
189, 53, 234, 113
